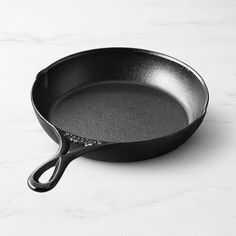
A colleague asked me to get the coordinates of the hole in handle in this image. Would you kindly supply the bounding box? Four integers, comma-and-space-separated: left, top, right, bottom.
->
27, 157, 64, 192
27, 129, 109, 192
39, 165, 57, 183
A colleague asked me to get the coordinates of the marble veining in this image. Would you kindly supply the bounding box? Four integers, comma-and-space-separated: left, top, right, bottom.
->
0, 0, 236, 235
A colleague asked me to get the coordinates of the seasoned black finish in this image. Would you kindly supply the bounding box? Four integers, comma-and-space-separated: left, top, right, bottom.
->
49, 82, 189, 142
28, 48, 209, 192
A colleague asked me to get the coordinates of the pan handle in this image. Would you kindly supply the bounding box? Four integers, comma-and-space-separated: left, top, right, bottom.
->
27, 130, 107, 192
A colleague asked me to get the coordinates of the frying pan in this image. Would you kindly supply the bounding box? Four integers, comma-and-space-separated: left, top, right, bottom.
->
28, 48, 209, 192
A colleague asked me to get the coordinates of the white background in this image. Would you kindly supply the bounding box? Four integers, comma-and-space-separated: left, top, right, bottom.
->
0, 0, 236, 235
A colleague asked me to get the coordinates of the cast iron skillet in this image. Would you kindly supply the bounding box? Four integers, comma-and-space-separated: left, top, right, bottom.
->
28, 48, 209, 192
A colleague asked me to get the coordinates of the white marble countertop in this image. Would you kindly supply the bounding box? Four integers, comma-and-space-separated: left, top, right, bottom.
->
1, 0, 236, 235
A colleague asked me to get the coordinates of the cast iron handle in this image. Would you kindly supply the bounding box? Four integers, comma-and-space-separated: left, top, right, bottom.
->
27, 130, 108, 192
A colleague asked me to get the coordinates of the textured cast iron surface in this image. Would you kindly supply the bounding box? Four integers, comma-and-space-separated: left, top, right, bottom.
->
49, 81, 189, 142
28, 48, 209, 192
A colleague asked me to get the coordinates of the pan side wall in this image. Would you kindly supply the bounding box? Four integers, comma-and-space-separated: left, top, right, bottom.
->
83, 115, 205, 162
33, 49, 208, 123
35, 106, 205, 162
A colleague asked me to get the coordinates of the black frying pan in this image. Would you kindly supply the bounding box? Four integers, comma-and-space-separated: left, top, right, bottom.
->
28, 48, 209, 192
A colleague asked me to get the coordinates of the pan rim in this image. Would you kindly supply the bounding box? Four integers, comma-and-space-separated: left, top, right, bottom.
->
31, 47, 209, 145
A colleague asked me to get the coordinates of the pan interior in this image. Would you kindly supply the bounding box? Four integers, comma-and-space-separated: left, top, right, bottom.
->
48, 81, 189, 142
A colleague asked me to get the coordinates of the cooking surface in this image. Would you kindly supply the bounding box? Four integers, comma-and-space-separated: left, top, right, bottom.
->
1, 0, 236, 236
49, 82, 188, 142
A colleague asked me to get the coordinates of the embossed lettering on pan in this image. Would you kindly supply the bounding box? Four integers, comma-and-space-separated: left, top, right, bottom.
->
28, 48, 209, 192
